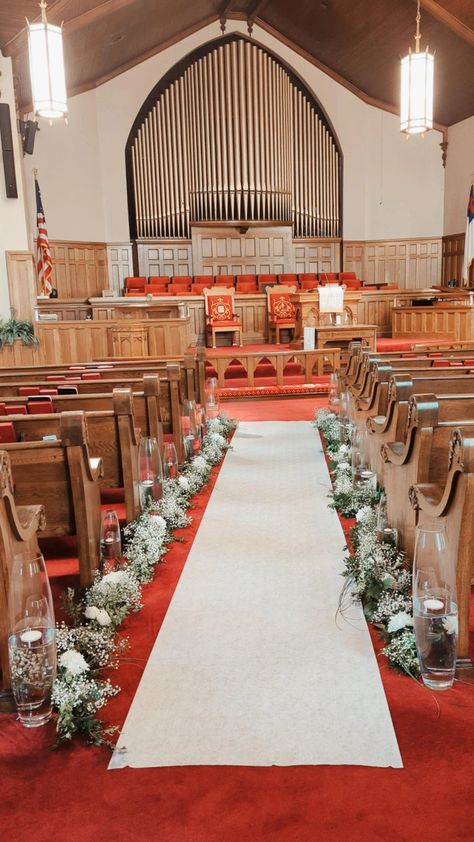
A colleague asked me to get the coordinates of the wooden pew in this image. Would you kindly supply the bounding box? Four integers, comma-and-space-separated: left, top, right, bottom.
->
0, 451, 45, 700
410, 426, 474, 671
365, 374, 474, 480
348, 349, 474, 393
1, 412, 103, 587
381, 394, 474, 556
1, 369, 183, 462
4, 388, 140, 523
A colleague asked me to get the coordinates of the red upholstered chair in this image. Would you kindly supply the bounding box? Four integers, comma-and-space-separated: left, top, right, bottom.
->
258, 274, 278, 292
124, 277, 146, 294
317, 272, 339, 285
190, 283, 208, 295
338, 272, 362, 290
214, 275, 235, 288
266, 284, 297, 344
168, 283, 192, 295
203, 286, 242, 348
194, 275, 214, 287
298, 273, 319, 291
236, 281, 258, 294
0, 423, 16, 443
277, 274, 297, 288
147, 284, 171, 296
148, 276, 169, 286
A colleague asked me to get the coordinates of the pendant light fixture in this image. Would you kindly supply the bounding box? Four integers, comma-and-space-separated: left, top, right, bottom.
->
27, 1, 68, 120
400, 0, 434, 135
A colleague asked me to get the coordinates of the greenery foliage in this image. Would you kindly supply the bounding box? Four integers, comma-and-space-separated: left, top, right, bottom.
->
0, 313, 38, 349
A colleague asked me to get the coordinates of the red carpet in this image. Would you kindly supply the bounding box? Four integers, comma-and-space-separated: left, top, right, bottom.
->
2, 397, 474, 842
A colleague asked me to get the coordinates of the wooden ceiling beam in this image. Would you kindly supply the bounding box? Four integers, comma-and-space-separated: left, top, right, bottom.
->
3, 0, 137, 56
416, 0, 474, 47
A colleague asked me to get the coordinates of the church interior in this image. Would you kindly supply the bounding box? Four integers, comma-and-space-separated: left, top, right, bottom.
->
1, 1, 474, 839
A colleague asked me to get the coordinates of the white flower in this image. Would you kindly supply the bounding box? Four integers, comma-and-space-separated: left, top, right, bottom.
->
209, 432, 226, 446
178, 476, 190, 491
148, 514, 167, 531
59, 649, 90, 676
387, 611, 413, 634
100, 570, 129, 586
96, 609, 112, 627
84, 605, 100, 621
356, 505, 375, 524
192, 455, 208, 473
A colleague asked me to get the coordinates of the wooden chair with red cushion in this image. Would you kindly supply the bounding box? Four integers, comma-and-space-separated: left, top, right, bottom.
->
147, 284, 171, 296
168, 282, 192, 295
203, 286, 242, 348
258, 274, 278, 292
191, 283, 211, 295
338, 272, 362, 290
194, 275, 214, 287
236, 274, 257, 294
277, 273, 298, 288
266, 284, 297, 344
148, 276, 169, 287
317, 272, 339, 285
298, 273, 319, 291
124, 277, 146, 294
214, 275, 235, 288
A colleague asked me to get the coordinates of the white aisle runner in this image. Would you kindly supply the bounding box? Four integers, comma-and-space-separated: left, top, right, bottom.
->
110, 422, 402, 769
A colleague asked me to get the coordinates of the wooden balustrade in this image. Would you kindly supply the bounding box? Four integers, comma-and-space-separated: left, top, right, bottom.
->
208, 348, 340, 388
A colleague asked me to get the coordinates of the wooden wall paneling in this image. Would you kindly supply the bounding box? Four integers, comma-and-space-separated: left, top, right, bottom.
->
342, 241, 365, 278
107, 243, 133, 294
293, 238, 341, 274
191, 225, 293, 275
46, 240, 109, 298
442, 233, 465, 284
5, 251, 37, 321
136, 241, 193, 277
343, 237, 442, 288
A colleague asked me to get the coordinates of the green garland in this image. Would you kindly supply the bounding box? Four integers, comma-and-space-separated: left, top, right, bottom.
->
314, 409, 419, 677
51, 414, 238, 747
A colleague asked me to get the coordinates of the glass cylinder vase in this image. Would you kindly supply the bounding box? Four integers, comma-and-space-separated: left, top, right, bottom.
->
138, 436, 163, 510
163, 441, 179, 479
413, 525, 458, 691
8, 552, 56, 728
181, 399, 200, 459
100, 509, 122, 572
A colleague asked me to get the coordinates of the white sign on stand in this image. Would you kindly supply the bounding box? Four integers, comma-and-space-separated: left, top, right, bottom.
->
304, 327, 316, 350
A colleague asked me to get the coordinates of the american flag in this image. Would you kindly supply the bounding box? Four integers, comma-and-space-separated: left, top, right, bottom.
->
35, 177, 53, 296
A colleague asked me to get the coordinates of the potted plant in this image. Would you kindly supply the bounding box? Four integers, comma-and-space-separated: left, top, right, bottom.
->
0, 311, 39, 349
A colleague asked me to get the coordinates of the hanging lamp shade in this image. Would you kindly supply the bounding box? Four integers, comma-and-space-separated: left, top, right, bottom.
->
400, 0, 434, 135
27, 2, 67, 119
400, 50, 434, 134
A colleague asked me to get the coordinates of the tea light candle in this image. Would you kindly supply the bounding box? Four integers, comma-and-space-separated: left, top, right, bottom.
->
20, 629, 42, 644
424, 598, 444, 611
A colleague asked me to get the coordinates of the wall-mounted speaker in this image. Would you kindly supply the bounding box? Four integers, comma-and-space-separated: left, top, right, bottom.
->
19, 119, 39, 156
0, 103, 18, 199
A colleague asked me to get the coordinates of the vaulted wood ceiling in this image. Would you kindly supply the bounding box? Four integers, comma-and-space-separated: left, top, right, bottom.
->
1, 0, 473, 127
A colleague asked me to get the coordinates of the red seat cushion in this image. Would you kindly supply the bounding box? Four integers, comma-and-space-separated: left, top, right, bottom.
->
210, 319, 242, 327
0, 422, 16, 442
7, 404, 27, 415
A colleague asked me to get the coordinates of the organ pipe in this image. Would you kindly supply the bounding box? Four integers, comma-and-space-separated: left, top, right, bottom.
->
128, 37, 341, 240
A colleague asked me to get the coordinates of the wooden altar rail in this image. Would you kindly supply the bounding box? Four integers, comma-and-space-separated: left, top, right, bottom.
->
208, 348, 340, 389
35, 288, 474, 346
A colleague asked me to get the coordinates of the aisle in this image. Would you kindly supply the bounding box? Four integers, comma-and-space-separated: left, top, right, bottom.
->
111, 422, 402, 769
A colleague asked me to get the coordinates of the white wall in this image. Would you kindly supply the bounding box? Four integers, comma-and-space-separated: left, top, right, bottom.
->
0, 53, 29, 317
21, 19, 446, 246
23, 87, 106, 244
443, 115, 474, 236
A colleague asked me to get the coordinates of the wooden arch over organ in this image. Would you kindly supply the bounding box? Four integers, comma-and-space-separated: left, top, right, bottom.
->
125, 33, 343, 244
